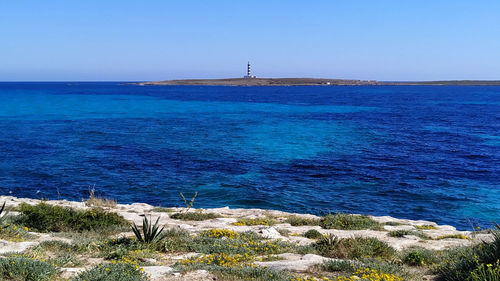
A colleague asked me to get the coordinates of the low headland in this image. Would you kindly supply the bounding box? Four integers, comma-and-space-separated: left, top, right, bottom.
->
0, 195, 498, 281
137, 78, 500, 86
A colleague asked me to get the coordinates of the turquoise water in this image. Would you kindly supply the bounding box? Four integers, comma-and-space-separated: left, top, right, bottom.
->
0, 83, 499, 229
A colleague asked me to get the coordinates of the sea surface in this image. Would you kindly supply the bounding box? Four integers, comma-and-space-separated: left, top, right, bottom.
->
0, 82, 499, 229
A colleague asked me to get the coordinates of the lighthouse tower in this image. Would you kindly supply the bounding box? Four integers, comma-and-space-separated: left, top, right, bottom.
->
244, 62, 256, 78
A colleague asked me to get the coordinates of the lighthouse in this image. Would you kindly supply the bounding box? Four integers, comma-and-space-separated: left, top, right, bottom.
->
244, 62, 256, 78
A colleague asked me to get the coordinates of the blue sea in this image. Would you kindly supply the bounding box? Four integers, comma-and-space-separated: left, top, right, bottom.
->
0, 82, 499, 229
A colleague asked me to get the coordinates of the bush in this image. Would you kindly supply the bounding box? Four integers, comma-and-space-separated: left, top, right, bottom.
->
285, 216, 321, 226
438, 224, 500, 281
170, 212, 219, 221
71, 263, 147, 281
16, 203, 129, 232
402, 248, 439, 266
320, 214, 380, 230
304, 229, 323, 239
314, 234, 395, 260
321, 260, 357, 272
0, 256, 59, 281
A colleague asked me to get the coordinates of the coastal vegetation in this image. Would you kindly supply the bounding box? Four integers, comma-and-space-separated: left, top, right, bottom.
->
0, 198, 498, 281
15, 202, 128, 233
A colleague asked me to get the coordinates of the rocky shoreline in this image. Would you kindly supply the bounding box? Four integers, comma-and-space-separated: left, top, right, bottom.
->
0, 196, 494, 281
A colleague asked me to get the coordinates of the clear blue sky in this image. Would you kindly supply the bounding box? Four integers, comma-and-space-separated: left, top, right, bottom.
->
1, 0, 499, 81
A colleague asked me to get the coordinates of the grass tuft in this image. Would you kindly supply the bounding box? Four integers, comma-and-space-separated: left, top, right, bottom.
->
170, 212, 220, 221
0, 256, 59, 281
320, 214, 381, 230
437, 224, 500, 281
71, 262, 148, 281
415, 224, 438, 230
304, 229, 323, 239
435, 234, 469, 240
233, 217, 278, 226
16, 203, 128, 233
314, 234, 395, 260
285, 216, 321, 226
388, 229, 431, 240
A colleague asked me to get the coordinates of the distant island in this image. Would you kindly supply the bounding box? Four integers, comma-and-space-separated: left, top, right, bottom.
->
136, 62, 500, 86
137, 78, 378, 86
136, 78, 500, 86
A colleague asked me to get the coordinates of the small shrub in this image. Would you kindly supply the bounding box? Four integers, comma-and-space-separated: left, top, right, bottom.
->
0, 256, 59, 281
233, 217, 277, 226
0, 223, 33, 242
314, 234, 395, 260
415, 224, 438, 230
170, 212, 219, 221
85, 186, 117, 208
435, 234, 469, 240
340, 268, 403, 281
320, 214, 380, 230
404, 251, 425, 266
388, 229, 431, 240
402, 248, 439, 266
276, 228, 291, 237
285, 216, 321, 226
304, 229, 323, 239
132, 216, 166, 243
437, 224, 500, 281
17, 203, 129, 232
201, 229, 239, 239
71, 262, 147, 281
321, 260, 357, 272
180, 253, 256, 268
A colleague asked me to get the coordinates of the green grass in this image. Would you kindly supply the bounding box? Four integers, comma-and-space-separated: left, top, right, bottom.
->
320, 214, 381, 230
388, 229, 431, 240
320, 260, 358, 272
285, 216, 321, 226
0, 256, 60, 281
384, 221, 403, 226
26, 240, 83, 267
71, 263, 148, 281
401, 248, 440, 266
178, 263, 292, 281
170, 212, 220, 221
16, 203, 129, 233
160, 228, 301, 257
437, 224, 500, 281
435, 234, 469, 240
0, 222, 35, 242
276, 228, 291, 237
304, 229, 323, 239
415, 224, 438, 230
314, 234, 395, 260
233, 217, 278, 226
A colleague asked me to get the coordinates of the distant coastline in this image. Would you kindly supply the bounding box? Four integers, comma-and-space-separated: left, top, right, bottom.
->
135, 78, 500, 86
